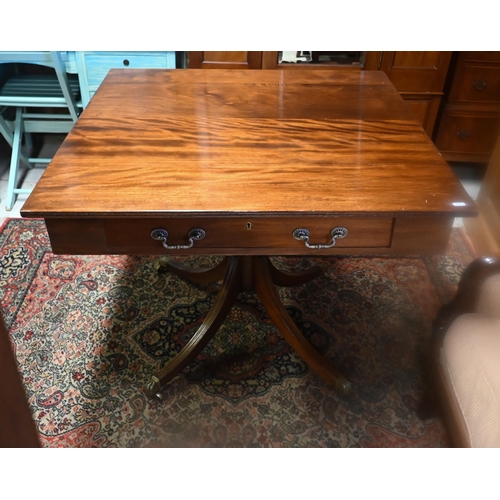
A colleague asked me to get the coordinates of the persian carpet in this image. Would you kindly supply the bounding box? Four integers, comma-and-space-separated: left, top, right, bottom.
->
0, 218, 473, 447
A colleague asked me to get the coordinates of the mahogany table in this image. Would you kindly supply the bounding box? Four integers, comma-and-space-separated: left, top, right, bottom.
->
21, 69, 476, 398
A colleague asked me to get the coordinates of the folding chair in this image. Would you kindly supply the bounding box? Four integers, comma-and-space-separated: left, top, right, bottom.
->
0, 51, 81, 210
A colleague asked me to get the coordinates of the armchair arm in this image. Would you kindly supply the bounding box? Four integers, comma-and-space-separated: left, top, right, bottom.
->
434, 255, 500, 335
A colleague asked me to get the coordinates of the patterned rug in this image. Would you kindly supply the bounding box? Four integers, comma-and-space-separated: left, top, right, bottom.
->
0, 218, 473, 447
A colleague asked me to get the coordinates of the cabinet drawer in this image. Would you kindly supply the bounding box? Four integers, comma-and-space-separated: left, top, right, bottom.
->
104, 217, 394, 254
83, 52, 173, 90
435, 109, 500, 154
462, 52, 500, 63
449, 65, 500, 103
74, 51, 176, 107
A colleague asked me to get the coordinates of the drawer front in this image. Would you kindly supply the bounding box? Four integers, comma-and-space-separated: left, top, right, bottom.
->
435, 109, 500, 154
449, 65, 500, 103
83, 52, 175, 90
462, 52, 500, 63
104, 217, 394, 254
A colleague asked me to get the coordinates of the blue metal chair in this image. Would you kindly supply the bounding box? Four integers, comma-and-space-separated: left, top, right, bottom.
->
0, 52, 81, 210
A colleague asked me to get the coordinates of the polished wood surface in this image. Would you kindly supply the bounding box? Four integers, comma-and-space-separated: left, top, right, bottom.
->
186, 51, 450, 137
22, 69, 473, 220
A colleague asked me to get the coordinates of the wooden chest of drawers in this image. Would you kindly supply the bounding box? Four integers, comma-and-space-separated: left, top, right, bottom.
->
434, 52, 500, 163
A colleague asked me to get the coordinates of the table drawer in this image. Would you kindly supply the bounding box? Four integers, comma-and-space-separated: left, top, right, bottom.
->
104, 217, 393, 253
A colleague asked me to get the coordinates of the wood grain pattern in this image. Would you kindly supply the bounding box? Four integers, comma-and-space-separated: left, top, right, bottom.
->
21, 69, 474, 221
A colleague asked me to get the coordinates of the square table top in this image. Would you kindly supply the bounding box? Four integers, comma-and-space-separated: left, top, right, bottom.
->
21, 69, 475, 219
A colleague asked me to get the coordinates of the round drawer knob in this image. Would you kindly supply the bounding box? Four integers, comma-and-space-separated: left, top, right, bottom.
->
123, 59, 130, 66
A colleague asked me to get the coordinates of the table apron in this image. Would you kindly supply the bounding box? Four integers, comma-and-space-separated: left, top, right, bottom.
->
43, 216, 455, 256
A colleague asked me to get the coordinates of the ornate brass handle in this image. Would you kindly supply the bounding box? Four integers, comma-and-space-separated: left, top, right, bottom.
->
293, 227, 348, 249
473, 80, 487, 90
151, 228, 206, 250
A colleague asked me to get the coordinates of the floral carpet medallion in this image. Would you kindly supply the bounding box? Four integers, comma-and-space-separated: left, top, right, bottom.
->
0, 219, 473, 447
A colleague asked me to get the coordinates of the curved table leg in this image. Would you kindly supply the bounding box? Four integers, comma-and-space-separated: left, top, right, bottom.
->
156, 256, 229, 284
268, 258, 324, 287
144, 256, 241, 398
254, 256, 352, 395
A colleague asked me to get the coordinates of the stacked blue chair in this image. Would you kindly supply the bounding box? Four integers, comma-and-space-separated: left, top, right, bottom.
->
0, 52, 81, 210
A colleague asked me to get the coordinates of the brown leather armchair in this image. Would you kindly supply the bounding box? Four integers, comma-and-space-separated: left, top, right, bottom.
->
433, 255, 500, 447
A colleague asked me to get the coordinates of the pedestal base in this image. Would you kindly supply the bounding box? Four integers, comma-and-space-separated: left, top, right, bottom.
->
144, 256, 352, 398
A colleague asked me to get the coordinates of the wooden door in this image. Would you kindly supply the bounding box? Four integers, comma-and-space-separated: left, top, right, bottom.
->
186, 51, 262, 69
463, 134, 500, 255
380, 51, 452, 136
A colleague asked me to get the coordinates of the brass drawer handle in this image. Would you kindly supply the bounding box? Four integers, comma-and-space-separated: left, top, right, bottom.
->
457, 130, 470, 140
293, 227, 348, 249
473, 80, 487, 90
151, 228, 206, 250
